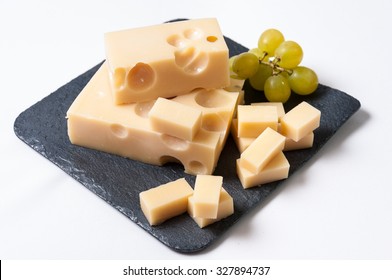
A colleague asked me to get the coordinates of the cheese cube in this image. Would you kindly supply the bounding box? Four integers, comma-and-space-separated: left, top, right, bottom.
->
284, 132, 314, 151
236, 152, 290, 189
139, 178, 193, 226
239, 127, 286, 174
251, 102, 285, 121
104, 18, 230, 104
237, 105, 278, 138
66, 63, 238, 175
191, 175, 222, 219
149, 97, 202, 141
188, 188, 234, 228
231, 119, 254, 153
280, 101, 321, 142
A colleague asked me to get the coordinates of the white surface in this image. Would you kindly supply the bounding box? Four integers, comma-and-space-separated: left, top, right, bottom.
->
1, 0, 391, 259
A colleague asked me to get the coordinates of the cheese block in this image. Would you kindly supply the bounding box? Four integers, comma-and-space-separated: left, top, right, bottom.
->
239, 127, 286, 174
139, 178, 193, 225
236, 152, 290, 189
66, 63, 238, 175
230, 119, 255, 153
191, 175, 222, 219
280, 101, 321, 142
188, 188, 234, 228
104, 18, 230, 104
237, 105, 278, 138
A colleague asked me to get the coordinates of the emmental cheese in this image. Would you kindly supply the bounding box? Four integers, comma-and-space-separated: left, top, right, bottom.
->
191, 175, 223, 219
239, 127, 286, 174
149, 97, 202, 141
236, 152, 290, 189
139, 178, 193, 226
188, 188, 234, 228
237, 105, 278, 138
104, 18, 230, 104
280, 101, 321, 142
66, 63, 238, 175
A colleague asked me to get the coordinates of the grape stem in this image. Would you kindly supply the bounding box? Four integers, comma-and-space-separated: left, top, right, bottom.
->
259, 57, 293, 76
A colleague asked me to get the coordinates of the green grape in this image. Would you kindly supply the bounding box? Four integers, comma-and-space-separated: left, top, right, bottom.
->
257, 29, 285, 57
248, 48, 266, 61
229, 55, 237, 72
249, 63, 273, 91
232, 52, 259, 79
264, 74, 291, 103
288, 66, 318, 95
274, 40, 303, 69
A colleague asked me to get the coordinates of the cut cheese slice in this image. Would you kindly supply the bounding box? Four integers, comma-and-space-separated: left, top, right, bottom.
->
139, 178, 193, 225
237, 152, 290, 189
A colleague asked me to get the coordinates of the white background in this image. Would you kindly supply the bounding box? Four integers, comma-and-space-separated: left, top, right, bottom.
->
1, 0, 391, 260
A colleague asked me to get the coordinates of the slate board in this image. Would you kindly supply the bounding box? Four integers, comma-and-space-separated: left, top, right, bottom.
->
14, 34, 361, 253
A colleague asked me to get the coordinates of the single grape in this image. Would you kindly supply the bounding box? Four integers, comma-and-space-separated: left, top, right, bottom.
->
232, 52, 259, 79
229, 55, 237, 72
248, 48, 266, 61
249, 63, 273, 91
257, 29, 285, 57
274, 40, 303, 69
288, 66, 318, 95
264, 74, 291, 103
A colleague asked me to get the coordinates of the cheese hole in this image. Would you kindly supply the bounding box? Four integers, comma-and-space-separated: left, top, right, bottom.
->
161, 134, 189, 151
135, 100, 155, 118
188, 161, 207, 175
127, 63, 155, 91
159, 155, 182, 165
110, 124, 128, 138
195, 89, 232, 108
184, 28, 204, 40
184, 52, 208, 74
206, 36, 218, 43
174, 46, 196, 68
114, 67, 126, 89
202, 114, 226, 132
167, 34, 187, 48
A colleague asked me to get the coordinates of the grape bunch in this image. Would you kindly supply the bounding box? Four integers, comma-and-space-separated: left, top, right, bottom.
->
230, 29, 318, 103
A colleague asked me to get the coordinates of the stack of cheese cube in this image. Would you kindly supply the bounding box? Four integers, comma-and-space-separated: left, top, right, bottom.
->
233, 101, 321, 189
139, 175, 234, 227
66, 18, 240, 176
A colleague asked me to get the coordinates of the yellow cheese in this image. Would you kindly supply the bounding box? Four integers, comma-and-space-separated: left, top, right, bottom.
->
237, 105, 278, 138
188, 188, 234, 228
251, 102, 285, 121
149, 97, 202, 141
191, 175, 223, 219
284, 132, 314, 151
104, 18, 230, 104
139, 178, 193, 226
231, 119, 255, 153
66, 63, 238, 175
280, 101, 321, 142
239, 127, 286, 174
236, 152, 290, 189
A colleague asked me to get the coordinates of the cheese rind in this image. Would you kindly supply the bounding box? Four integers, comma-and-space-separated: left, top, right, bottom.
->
188, 188, 234, 228
139, 178, 193, 225
66, 63, 238, 175
191, 175, 222, 219
104, 18, 230, 104
149, 97, 202, 141
237, 105, 278, 138
239, 127, 286, 174
280, 101, 321, 142
237, 152, 290, 189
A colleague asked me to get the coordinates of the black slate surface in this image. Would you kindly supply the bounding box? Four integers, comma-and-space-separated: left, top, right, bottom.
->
14, 35, 361, 253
